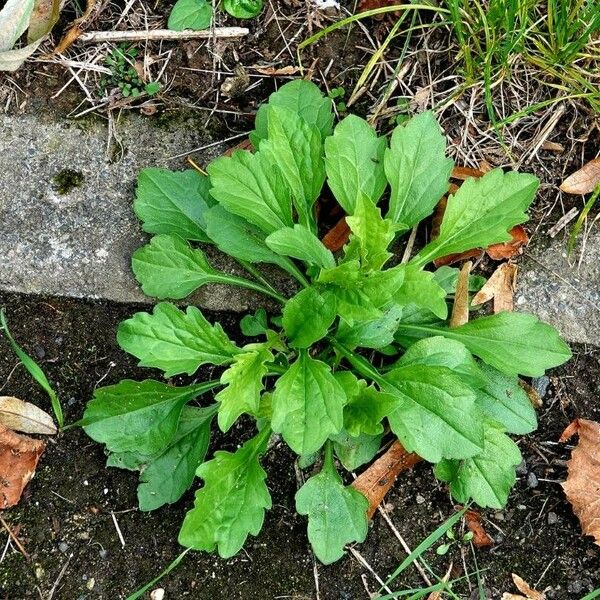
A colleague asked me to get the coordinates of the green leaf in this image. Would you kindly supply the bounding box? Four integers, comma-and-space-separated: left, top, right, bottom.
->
475, 363, 537, 435
271, 352, 346, 455
178, 428, 271, 557
324, 115, 387, 214
134, 168, 214, 242
132, 234, 220, 299
204, 205, 300, 277
207, 149, 293, 234
260, 106, 326, 229
251, 80, 333, 147
240, 308, 268, 337
83, 379, 214, 455
0, 309, 63, 427
336, 303, 403, 350
332, 430, 383, 471
295, 445, 369, 564
396, 312, 571, 377
434, 420, 522, 508
383, 365, 484, 463
282, 286, 337, 348
346, 195, 398, 271
138, 405, 216, 511
216, 343, 273, 431
413, 169, 539, 266
266, 224, 335, 269
168, 0, 212, 31
384, 111, 453, 228
223, 0, 262, 18
394, 265, 448, 320
117, 303, 239, 377
395, 336, 485, 389
433, 265, 486, 293
343, 382, 397, 437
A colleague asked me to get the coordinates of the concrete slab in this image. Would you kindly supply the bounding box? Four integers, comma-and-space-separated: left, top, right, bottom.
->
516, 227, 600, 346
0, 112, 270, 312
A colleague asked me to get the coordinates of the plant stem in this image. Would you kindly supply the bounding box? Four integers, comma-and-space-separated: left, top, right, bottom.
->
329, 339, 386, 386
213, 274, 287, 304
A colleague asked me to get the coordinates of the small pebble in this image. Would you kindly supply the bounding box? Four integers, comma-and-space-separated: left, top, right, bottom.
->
568, 581, 584, 594
54, 336, 64, 345
516, 460, 528, 475
150, 589, 165, 600
99, 549, 108, 559
547, 512, 558, 525
416, 494, 426, 504
58, 541, 69, 553
34, 345, 46, 359
86, 578, 95, 591
532, 375, 550, 398
527, 472, 539, 488
493, 511, 505, 521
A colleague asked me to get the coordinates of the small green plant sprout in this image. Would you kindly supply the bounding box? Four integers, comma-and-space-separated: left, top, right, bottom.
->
328, 86, 347, 113
81, 79, 571, 564
0, 309, 63, 428
436, 527, 473, 555
100, 45, 161, 99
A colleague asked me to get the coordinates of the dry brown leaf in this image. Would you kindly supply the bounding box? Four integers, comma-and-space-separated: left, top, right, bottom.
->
519, 380, 543, 408
352, 440, 421, 519
472, 262, 517, 313
560, 419, 600, 545
560, 158, 600, 195
0, 396, 56, 435
321, 217, 350, 252
253, 65, 299, 76
449, 261, 471, 328
51, 0, 96, 55
0, 424, 46, 508
451, 165, 485, 180
486, 225, 529, 260
541, 141, 564, 152
501, 574, 546, 600
464, 509, 494, 547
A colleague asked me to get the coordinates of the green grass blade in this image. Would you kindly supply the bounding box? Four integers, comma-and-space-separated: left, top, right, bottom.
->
567, 183, 600, 256
0, 308, 64, 428
125, 549, 190, 600
580, 590, 600, 600
382, 507, 467, 589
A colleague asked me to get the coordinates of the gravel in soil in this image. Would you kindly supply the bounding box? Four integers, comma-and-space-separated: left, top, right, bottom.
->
0, 292, 598, 600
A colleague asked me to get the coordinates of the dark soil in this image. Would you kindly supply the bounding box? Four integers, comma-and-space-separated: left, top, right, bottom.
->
0, 291, 598, 600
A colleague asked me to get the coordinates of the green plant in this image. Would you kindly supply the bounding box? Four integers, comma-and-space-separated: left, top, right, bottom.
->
100, 45, 161, 99
0, 309, 64, 428
168, 0, 262, 29
80, 80, 570, 564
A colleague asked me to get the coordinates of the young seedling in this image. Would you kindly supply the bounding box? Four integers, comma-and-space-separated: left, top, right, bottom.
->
81, 80, 570, 564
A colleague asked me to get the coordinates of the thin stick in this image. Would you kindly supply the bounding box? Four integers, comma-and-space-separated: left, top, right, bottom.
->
348, 547, 395, 596
0, 516, 29, 561
47, 553, 73, 600
111, 512, 126, 548
79, 28, 249, 44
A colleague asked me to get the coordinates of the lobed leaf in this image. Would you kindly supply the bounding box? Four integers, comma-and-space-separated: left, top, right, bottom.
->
295, 446, 369, 564
178, 428, 271, 557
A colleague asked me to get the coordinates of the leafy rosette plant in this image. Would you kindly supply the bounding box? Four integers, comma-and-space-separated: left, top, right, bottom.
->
81, 80, 571, 564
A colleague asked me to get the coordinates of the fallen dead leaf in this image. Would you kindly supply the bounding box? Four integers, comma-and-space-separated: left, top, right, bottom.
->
501, 573, 546, 600
451, 165, 485, 180
560, 158, 600, 195
472, 262, 517, 313
0, 396, 56, 435
541, 141, 564, 152
0, 424, 46, 508
322, 217, 350, 252
253, 65, 299, 76
464, 509, 494, 547
352, 440, 421, 519
486, 225, 529, 260
449, 260, 472, 328
560, 419, 600, 546
519, 380, 543, 408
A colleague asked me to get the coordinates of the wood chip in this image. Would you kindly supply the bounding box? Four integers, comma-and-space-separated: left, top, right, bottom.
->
322, 217, 351, 252
541, 141, 564, 152
547, 207, 579, 238
351, 441, 421, 519
560, 158, 600, 195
